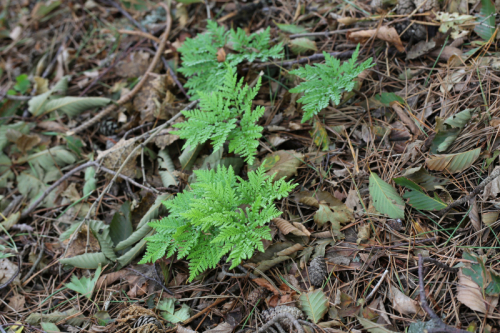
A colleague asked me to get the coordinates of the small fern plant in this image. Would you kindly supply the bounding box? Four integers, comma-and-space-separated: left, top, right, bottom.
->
174, 65, 264, 165
289, 44, 374, 123
140, 165, 297, 281
178, 20, 282, 99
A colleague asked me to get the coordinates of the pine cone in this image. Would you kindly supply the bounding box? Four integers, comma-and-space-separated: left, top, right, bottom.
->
261, 306, 304, 330
248, 287, 268, 305
309, 257, 328, 288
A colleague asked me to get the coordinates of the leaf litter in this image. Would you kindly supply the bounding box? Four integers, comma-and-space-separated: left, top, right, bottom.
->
1, 0, 500, 332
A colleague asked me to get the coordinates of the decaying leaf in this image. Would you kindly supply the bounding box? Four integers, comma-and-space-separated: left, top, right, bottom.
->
97, 138, 139, 179
426, 148, 481, 173
273, 218, 309, 236
389, 285, 424, 316
347, 26, 404, 52
457, 269, 499, 314
0, 258, 20, 286
262, 150, 304, 181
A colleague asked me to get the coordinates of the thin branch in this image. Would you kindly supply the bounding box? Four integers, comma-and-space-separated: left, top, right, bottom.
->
251, 50, 356, 69
418, 255, 469, 333
365, 269, 389, 302
438, 167, 500, 216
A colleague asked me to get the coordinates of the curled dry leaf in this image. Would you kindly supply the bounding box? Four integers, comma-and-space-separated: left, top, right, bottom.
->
276, 243, 304, 256
253, 278, 280, 295
347, 26, 405, 52
457, 269, 499, 314
425, 148, 481, 173
273, 218, 309, 236
389, 285, 424, 316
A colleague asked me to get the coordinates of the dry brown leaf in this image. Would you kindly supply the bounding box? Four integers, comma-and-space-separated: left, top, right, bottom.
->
177, 326, 198, 333
457, 270, 499, 314
469, 198, 481, 232
483, 166, 500, 199
97, 138, 139, 179
263, 150, 304, 181
293, 222, 311, 236
273, 218, 307, 236
276, 243, 304, 256
429, 46, 463, 61
347, 26, 405, 52
134, 75, 166, 123
116, 52, 153, 78
252, 278, 280, 295
97, 270, 128, 288
204, 322, 233, 333
62, 224, 101, 258
356, 224, 371, 244
37, 121, 68, 132
483, 212, 499, 226
216, 48, 226, 62
345, 189, 363, 213
0, 258, 21, 286
6, 129, 41, 154
389, 285, 424, 316
154, 128, 180, 150
7, 294, 25, 312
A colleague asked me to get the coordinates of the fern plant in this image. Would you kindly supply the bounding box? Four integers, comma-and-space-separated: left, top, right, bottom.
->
140, 165, 297, 281
174, 65, 264, 165
178, 20, 282, 100
289, 45, 374, 123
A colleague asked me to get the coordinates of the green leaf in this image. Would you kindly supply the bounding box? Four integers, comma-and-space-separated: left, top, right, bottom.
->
179, 144, 203, 171
14, 74, 30, 94
158, 149, 178, 187
60, 252, 110, 269
25, 309, 86, 326
42, 97, 111, 117
426, 148, 481, 173
87, 220, 117, 261
310, 119, 330, 151
394, 177, 423, 192
276, 23, 309, 34
29, 91, 52, 115
403, 190, 447, 211
289, 37, 317, 55
474, 0, 496, 40
40, 322, 60, 332
400, 166, 449, 190
117, 236, 149, 269
485, 270, 500, 296
83, 166, 97, 196
16, 146, 76, 183
431, 109, 472, 153
369, 172, 405, 219
373, 92, 404, 106
65, 264, 102, 300
299, 290, 329, 323
157, 299, 191, 323
357, 316, 398, 333
66, 136, 84, 156
109, 201, 133, 247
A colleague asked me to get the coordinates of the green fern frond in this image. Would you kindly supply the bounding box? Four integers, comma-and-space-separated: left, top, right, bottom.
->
178, 22, 282, 100
289, 44, 374, 123
174, 66, 265, 164
142, 165, 297, 281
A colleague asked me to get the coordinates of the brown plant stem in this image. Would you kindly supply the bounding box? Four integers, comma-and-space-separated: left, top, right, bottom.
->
66, 5, 172, 136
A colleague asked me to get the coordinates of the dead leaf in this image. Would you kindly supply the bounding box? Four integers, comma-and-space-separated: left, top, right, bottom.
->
457, 270, 499, 314
62, 224, 101, 258
345, 189, 363, 213
276, 243, 304, 256
1, 212, 20, 231
440, 69, 466, 94
0, 258, 20, 286
6, 129, 41, 154
204, 322, 233, 333
389, 285, 424, 316
217, 48, 226, 62
97, 138, 139, 179
116, 52, 154, 78
62, 183, 81, 202
347, 26, 405, 52
134, 75, 166, 123
37, 121, 68, 132
253, 278, 280, 295
356, 224, 371, 244
7, 295, 25, 312
469, 198, 481, 232
483, 166, 500, 199
177, 326, 198, 333
262, 150, 304, 181
154, 128, 180, 150
273, 218, 308, 236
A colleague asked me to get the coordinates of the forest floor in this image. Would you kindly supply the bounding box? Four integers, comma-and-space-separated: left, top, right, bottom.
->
1, 0, 500, 332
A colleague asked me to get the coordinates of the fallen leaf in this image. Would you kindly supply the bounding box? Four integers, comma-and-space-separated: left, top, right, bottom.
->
0, 258, 20, 286
347, 26, 405, 52
483, 166, 500, 199
7, 294, 25, 312
253, 277, 280, 295
389, 285, 424, 316
97, 138, 139, 179
262, 150, 304, 181
457, 269, 499, 314
273, 218, 308, 236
